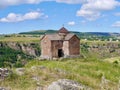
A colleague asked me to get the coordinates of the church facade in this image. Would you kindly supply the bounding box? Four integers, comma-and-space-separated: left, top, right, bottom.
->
40, 27, 80, 59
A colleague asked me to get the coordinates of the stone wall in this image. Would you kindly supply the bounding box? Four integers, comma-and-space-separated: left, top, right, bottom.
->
51, 40, 63, 58
41, 36, 52, 59
69, 36, 80, 55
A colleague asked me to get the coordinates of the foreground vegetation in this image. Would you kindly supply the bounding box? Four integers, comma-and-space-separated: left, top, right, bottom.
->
0, 47, 33, 68
0, 57, 119, 90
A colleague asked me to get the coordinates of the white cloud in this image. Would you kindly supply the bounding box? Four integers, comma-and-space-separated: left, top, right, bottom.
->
0, 0, 49, 7
112, 21, 120, 27
114, 12, 120, 16
0, 11, 44, 22
68, 21, 75, 26
81, 20, 87, 24
77, 0, 120, 21
0, 0, 86, 8
77, 9, 100, 21
56, 0, 87, 4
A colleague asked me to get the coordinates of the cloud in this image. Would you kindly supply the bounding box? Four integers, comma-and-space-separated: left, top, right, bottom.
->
0, 11, 44, 22
0, 0, 86, 8
0, 0, 52, 8
114, 12, 120, 16
77, 0, 120, 21
112, 21, 120, 27
81, 20, 87, 24
77, 9, 100, 21
56, 0, 87, 4
68, 21, 75, 26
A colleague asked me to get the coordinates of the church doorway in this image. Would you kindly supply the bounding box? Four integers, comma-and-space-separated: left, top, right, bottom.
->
58, 49, 64, 57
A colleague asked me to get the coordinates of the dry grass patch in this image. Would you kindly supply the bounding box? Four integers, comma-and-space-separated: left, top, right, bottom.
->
0, 37, 40, 42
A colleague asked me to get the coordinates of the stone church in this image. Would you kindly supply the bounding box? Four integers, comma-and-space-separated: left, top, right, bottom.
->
40, 27, 80, 59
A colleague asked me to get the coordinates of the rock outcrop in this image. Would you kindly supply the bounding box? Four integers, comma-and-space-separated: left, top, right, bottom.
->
47, 79, 92, 90
81, 42, 120, 58
0, 42, 40, 57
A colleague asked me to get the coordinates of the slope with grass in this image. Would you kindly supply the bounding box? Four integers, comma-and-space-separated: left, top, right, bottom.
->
1, 58, 120, 90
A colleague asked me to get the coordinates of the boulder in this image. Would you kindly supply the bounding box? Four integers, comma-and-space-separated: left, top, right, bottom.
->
0, 87, 11, 90
47, 79, 92, 90
15, 68, 25, 75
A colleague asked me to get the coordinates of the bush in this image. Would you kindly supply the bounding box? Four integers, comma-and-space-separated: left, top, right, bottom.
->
0, 47, 32, 68
113, 60, 119, 64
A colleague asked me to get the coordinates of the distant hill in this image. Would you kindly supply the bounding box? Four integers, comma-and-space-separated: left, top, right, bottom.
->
19, 30, 57, 35
88, 32, 111, 36
19, 30, 118, 36
19, 30, 120, 40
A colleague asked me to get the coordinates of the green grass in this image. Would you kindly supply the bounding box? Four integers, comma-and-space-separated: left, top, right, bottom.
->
104, 57, 120, 63
1, 58, 119, 90
0, 37, 40, 42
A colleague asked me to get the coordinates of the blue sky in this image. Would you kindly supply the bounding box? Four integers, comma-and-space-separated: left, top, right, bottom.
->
0, 0, 120, 34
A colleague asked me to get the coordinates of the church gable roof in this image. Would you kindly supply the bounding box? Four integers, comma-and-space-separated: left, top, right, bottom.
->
58, 27, 69, 34
41, 27, 79, 41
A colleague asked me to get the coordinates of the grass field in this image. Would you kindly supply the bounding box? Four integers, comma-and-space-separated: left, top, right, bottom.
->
104, 56, 120, 63
1, 58, 119, 90
0, 37, 40, 42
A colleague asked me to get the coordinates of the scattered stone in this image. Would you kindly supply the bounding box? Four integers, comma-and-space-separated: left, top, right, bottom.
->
31, 66, 46, 71
54, 68, 67, 74
100, 76, 111, 90
38, 66, 46, 70
32, 76, 40, 82
31, 66, 37, 71
36, 86, 48, 90
36, 87, 42, 90
15, 68, 25, 75
0, 87, 11, 90
47, 79, 92, 90
0, 68, 11, 80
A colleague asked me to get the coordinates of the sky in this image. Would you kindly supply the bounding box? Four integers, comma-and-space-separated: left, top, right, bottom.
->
0, 0, 120, 34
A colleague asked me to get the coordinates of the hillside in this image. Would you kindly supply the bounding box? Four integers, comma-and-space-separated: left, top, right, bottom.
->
19, 29, 113, 36
1, 55, 120, 90
19, 30, 57, 35
19, 30, 120, 41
